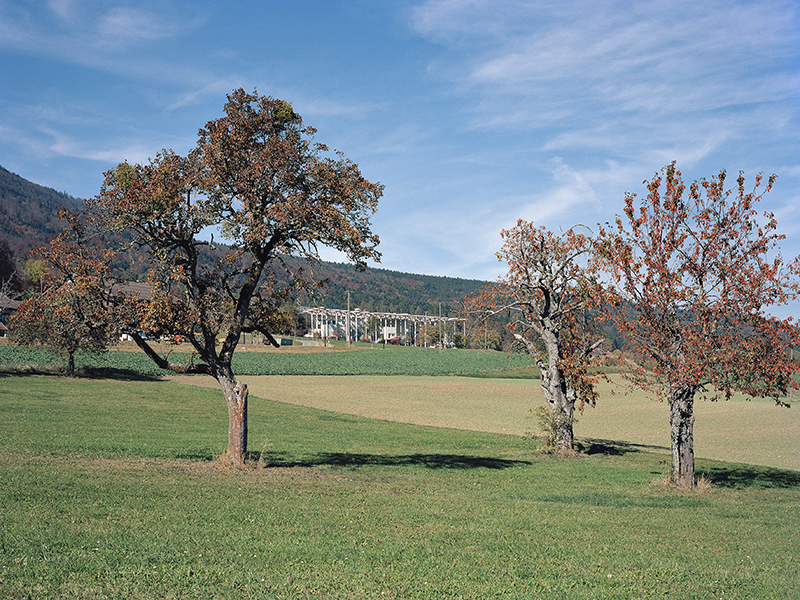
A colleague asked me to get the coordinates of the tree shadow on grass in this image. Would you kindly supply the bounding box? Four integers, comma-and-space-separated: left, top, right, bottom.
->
81, 367, 163, 382
174, 451, 218, 461
576, 438, 668, 456
700, 463, 800, 489
0, 367, 162, 382
578, 438, 800, 489
256, 451, 531, 470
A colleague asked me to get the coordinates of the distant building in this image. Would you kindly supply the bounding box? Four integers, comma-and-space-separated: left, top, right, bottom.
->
300, 306, 464, 346
0, 292, 21, 337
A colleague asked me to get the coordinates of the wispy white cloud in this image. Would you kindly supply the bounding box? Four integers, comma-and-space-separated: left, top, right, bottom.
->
410, 0, 541, 46
95, 6, 180, 48
33, 120, 189, 166
408, 0, 799, 260
47, 0, 77, 22
0, 1, 208, 81
296, 98, 385, 121
412, 0, 800, 139
165, 78, 250, 111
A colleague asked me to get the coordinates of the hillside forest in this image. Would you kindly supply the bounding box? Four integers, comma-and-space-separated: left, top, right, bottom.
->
0, 164, 512, 344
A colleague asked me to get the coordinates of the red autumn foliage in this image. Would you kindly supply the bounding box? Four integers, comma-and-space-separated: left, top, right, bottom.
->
12, 212, 117, 376
596, 162, 800, 487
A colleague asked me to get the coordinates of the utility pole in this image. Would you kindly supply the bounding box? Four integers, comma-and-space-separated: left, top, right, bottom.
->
346, 291, 351, 346
439, 302, 442, 351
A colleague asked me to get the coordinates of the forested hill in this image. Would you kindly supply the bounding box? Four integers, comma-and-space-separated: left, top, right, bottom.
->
293, 260, 489, 317
0, 165, 489, 312
0, 165, 84, 258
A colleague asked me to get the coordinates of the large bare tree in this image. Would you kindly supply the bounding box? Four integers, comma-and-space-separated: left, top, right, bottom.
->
467, 220, 604, 451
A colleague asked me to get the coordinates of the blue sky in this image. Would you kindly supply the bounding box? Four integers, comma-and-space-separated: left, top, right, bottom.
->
1, 0, 799, 314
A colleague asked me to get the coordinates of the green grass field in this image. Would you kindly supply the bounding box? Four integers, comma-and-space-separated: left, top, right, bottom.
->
168, 372, 800, 472
0, 343, 533, 377
1, 370, 799, 599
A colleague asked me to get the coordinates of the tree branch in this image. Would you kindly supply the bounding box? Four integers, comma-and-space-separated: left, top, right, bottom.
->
130, 332, 212, 375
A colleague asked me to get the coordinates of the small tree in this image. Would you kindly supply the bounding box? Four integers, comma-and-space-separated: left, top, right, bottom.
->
88, 89, 382, 465
467, 220, 604, 451
597, 162, 800, 487
23, 259, 48, 294
12, 217, 116, 376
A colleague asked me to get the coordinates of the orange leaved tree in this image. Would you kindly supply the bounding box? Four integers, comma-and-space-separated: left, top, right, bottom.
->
87, 89, 382, 465
12, 214, 117, 376
597, 162, 800, 487
466, 220, 604, 451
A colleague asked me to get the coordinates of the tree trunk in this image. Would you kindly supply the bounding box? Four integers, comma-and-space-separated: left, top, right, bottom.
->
516, 332, 576, 451
67, 351, 75, 377
669, 385, 695, 488
540, 367, 575, 451
556, 388, 576, 450
219, 375, 249, 466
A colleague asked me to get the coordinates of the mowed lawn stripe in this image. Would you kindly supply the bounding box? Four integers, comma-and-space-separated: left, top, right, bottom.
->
167, 374, 800, 472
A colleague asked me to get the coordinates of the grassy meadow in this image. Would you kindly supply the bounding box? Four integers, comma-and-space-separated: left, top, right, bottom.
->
1, 344, 799, 598
170, 373, 800, 472
0, 342, 534, 378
